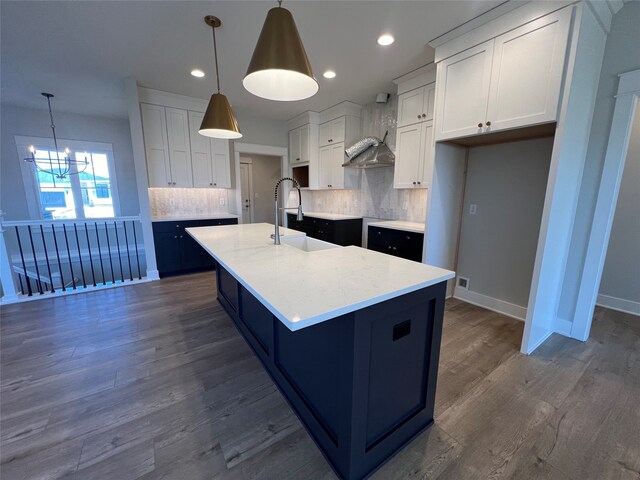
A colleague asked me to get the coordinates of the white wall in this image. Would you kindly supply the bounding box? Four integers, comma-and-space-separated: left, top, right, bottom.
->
0, 104, 139, 220
559, 1, 640, 320
455, 137, 553, 311
241, 154, 281, 224
598, 105, 640, 311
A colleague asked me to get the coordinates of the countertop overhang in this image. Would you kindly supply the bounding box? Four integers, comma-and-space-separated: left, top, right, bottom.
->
187, 223, 454, 331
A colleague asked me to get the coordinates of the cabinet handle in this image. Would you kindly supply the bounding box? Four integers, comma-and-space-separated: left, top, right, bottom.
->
213, 183, 217, 186
486, 121, 491, 126
174, 235, 178, 239
176, 224, 180, 227
296, 158, 300, 161
392, 246, 397, 251
422, 113, 426, 118
209, 183, 213, 186
167, 182, 171, 185
388, 246, 392, 250
180, 235, 183, 238
417, 115, 421, 119
417, 181, 421, 185
478, 123, 483, 128
413, 181, 417, 185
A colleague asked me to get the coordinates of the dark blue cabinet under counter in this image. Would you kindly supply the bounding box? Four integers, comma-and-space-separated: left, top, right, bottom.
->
287, 213, 362, 246
152, 217, 237, 277
368, 224, 424, 262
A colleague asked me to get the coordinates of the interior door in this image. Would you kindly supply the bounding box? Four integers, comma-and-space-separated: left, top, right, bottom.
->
486, 8, 571, 132
240, 162, 254, 224
434, 39, 494, 141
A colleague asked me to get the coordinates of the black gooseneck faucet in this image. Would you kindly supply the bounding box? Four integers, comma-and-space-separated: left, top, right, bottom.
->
273, 177, 303, 245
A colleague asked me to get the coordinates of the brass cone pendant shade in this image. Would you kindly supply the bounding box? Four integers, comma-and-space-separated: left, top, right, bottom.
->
243, 5, 318, 101
199, 93, 242, 139
199, 15, 242, 139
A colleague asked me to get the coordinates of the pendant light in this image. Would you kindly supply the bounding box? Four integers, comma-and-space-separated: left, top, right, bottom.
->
199, 15, 242, 139
243, 0, 318, 101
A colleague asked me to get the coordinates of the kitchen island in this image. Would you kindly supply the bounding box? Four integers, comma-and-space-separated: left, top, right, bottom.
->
187, 223, 454, 480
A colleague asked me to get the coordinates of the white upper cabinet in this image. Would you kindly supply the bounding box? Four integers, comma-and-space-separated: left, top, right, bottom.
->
397, 83, 436, 128
289, 127, 302, 164
318, 143, 351, 189
486, 8, 571, 132
435, 40, 494, 141
434, 8, 571, 142
299, 124, 310, 163
394, 121, 433, 189
319, 117, 346, 146
165, 108, 193, 187
188, 111, 231, 188
141, 103, 171, 188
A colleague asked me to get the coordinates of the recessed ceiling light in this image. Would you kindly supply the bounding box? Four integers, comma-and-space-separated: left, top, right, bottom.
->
191, 68, 205, 78
323, 70, 336, 79
377, 34, 394, 46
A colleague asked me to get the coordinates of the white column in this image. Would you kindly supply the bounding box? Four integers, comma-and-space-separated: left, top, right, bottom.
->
0, 213, 20, 303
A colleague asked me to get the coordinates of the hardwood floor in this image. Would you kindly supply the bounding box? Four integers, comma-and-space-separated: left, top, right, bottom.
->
1, 272, 638, 479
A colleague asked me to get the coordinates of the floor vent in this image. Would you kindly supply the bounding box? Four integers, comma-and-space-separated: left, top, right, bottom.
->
457, 276, 469, 290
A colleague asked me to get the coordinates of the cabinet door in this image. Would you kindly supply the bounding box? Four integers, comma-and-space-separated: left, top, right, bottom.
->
188, 111, 213, 187
154, 232, 181, 275
330, 118, 346, 144
141, 104, 171, 188
486, 8, 571, 132
418, 121, 434, 188
299, 124, 310, 163
434, 40, 494, 141
211, 138, 231, 188
289, 128, 301, 164
165, 107, 193, 187
319, 122, 332, 146
318, 145, 333, 188
330, 143, 346, 189
393, 124, 422, 189
397, 88, 425, 128
423, 83, 436, 122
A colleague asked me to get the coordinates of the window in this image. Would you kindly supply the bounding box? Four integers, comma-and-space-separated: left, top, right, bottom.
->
16, 137, 120, 220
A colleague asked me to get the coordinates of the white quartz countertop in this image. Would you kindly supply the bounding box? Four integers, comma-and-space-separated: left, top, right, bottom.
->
300, 212, 362, 221
187, 223, 454, 331
152, 213, 239, 222
368, 220, 426, 234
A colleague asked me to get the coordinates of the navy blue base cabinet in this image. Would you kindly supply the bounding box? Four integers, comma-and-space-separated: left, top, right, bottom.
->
153, 218, 237, 277
368, 226, 424, 262
215, 263, 446, 480
287, 213, 363, 246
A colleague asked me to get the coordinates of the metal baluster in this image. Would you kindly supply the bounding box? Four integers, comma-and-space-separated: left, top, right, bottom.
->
84, 223, 97, 287
15, 227, 32, 296
73, 223, 87, 288
17, 273, 24, 294
104, 222, 115, 284
51, 224, 66, 291
123, 221, 133, 281
27, 226, 44, 294
113, 221, 124, 282
63, 224, 77, 290
39, 225, 55, 293
132, 220, 142, 280
94, 223, 106, 286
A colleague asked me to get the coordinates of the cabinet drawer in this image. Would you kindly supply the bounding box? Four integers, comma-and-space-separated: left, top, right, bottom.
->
368, 226, 424, 262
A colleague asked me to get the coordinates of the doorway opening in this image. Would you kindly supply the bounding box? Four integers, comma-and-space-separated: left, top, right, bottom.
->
239, 154, 282, 224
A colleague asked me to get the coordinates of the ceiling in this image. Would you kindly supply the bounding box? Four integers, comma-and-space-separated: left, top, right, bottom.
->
1, 1, 505, 121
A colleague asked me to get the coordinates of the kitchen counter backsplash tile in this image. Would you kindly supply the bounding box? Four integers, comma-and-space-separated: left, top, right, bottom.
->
149, 187, 230, 219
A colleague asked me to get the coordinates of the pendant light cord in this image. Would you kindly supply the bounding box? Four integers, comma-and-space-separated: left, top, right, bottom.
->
277, 0, 282, 6
211, 25, 221, 94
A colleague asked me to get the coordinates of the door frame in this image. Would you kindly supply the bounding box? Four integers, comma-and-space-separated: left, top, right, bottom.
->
571, 69, 640, 340
233, 143, 288, 225
239, 159, 255, 224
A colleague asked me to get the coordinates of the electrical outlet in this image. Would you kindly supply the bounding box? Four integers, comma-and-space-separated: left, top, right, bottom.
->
457, 276, 469, 290
402, 201, 408, 210
219, 197, 225, 206
469, 204, 477, 215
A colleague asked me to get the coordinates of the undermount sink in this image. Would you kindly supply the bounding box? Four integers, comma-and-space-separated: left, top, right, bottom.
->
280, 236, 340, 252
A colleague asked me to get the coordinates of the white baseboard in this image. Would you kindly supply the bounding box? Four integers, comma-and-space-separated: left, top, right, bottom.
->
147, 269, 161, 281
553, 318, 573, 336
454, 287, 527, 321
596, 294, 640, 316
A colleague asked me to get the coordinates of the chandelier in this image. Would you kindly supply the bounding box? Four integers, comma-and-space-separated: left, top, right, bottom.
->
24, 93, 89, 179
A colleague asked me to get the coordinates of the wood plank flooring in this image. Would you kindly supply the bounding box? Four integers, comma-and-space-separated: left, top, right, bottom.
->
1, 272, 638, 479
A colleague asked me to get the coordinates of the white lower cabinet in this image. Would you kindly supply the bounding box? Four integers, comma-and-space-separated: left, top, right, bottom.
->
188, 111, 231, 188
394, 121, 433, 189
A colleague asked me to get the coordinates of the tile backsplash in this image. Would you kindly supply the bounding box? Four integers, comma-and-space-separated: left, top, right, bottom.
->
293, 94, 428, 223
149, 188, 229, 218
